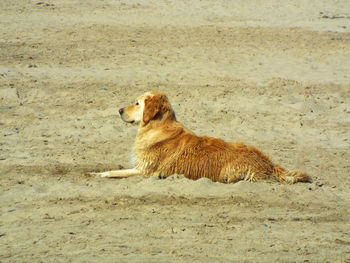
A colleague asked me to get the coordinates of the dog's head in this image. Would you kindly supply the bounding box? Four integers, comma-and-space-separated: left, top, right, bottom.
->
119, 92, 176, 126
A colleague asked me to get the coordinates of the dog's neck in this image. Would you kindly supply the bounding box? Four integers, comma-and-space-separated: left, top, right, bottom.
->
136, 112, 182, 146
140, 110, 176, 129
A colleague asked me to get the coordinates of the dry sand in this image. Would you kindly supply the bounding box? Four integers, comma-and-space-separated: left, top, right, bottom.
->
1, 0, 350, 262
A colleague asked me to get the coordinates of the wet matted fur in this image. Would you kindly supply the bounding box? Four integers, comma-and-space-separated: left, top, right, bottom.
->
89, 92, 311, 184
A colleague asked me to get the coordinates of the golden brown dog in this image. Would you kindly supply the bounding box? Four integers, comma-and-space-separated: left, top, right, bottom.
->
90, 91, 311, 184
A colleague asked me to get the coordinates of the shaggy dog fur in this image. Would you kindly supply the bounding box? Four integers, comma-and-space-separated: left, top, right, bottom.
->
90, 92, 311, 184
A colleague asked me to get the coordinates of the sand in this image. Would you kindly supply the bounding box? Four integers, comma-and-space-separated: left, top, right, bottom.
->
1, 0, 350, 262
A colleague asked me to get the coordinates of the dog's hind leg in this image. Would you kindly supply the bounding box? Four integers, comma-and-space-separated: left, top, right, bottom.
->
219, 164, 270, 183
87, 168, 141, 178
219, 165, 247, 183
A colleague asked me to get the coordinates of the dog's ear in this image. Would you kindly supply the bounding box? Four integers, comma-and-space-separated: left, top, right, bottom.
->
143, 96, 160, 124
142, 94, 171, 125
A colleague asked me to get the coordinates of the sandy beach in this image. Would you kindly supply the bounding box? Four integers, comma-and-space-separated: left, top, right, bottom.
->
1, 0, 350, 262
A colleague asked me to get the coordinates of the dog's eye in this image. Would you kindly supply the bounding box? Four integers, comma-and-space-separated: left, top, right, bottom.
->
136, 102, 139, 106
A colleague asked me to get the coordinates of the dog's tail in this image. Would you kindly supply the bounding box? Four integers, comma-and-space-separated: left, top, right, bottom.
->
273, 164, 312, 184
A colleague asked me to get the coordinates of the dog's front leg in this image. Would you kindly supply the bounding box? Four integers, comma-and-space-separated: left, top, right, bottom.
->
88, 168, 141, 178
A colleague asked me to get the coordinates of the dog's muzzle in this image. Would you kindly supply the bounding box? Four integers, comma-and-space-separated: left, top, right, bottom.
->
119, 108, 134, 123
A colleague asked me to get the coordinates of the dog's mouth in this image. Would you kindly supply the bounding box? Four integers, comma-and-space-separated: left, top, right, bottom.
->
120, 115, 136, 124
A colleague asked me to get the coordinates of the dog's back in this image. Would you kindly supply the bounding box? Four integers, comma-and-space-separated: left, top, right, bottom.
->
135, 121, 311, 184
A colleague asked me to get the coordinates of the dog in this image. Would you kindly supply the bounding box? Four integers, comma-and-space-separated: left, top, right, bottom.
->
89, 91, 311, 184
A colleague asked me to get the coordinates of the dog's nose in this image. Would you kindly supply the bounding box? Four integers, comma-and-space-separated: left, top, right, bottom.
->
119, 108, 124, 115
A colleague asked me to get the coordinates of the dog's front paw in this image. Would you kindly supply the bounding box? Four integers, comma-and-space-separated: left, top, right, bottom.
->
84, 172, 110, 178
